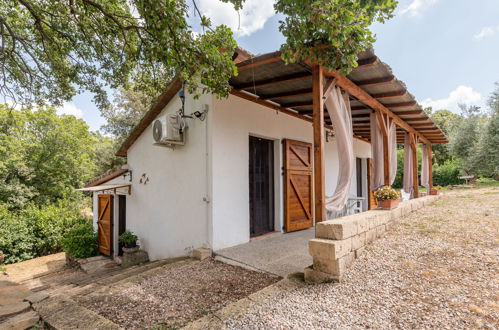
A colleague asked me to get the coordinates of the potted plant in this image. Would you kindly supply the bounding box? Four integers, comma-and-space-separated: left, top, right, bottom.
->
119, 231, 138, 248
429, 185, 442, 195
374, 186, 401, 210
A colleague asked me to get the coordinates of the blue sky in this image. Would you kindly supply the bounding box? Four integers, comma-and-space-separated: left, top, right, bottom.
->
64, 0, 499, 132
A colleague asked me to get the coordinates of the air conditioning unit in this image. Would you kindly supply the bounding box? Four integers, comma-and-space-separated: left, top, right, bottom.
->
152, 113, 186, 147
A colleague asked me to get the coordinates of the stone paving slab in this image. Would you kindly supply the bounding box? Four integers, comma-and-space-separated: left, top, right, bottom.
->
33, 295, 122, 329
0, 311, 39, 330
0, 281, 31, 306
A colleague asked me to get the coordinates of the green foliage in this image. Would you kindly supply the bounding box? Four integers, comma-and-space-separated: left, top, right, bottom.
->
61, 221, 98, 259
0, 0, 237, 107
275, 0, 397, 74
0, 104, 123, 209
0, 0, 396, 108
101, 87, 153, 141
432, 159, 461, 186
374, 185, 400, 201
118, 231, 138, 244
0, 200, 89, 264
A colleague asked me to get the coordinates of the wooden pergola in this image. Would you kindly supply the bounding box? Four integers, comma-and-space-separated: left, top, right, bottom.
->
229, 49, 447, 223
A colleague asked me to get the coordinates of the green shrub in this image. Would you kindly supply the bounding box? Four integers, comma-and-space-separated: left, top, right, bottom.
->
61, 221, 98, 258
0, 205, 35, 264
118, 231, 138, 245
0, 199, 91, 264
433, 159, 461, 186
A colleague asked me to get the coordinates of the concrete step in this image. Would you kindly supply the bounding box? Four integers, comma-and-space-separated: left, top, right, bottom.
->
0, 311, 39, 330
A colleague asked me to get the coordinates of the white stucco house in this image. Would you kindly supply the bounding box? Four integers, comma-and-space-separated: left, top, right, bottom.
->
83, 46, 446, 261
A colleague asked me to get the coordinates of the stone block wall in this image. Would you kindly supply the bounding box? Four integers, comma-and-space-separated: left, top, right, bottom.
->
304, 195, 442, 283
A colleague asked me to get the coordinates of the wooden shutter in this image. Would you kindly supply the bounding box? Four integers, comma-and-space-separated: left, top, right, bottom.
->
97, 194, 113, 256
283, 139, 313, 232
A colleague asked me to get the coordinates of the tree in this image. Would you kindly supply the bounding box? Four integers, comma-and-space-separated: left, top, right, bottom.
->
450, 104, 483, 172
470, 84, 499, 177
0, 0, 396, 109
429, 109, 463, 165
100, 87, 153, 141
0, 105, 97, 208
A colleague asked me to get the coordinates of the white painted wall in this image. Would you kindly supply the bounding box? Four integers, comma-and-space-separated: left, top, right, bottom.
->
123, 92, 213, 261
210, 94, 372, 251
91, 90, 372, 259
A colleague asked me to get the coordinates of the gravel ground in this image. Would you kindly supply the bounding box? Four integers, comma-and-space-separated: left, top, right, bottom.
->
79, 258, 280, 329
224, 187, 499, 329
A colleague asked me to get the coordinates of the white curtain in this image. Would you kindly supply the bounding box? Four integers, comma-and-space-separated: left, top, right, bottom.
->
324, 86, 354, 212
403, 132, 413, 198
388, 119, 397, 185
370, 112, 384, 190
421, 144, 429, 190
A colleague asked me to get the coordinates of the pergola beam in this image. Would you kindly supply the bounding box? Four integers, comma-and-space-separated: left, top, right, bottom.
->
236, 52, 281, 72
237, 72, 311, 90
324, 69, 431, 145
356, 75, 395, 87
261, 88, 311, 100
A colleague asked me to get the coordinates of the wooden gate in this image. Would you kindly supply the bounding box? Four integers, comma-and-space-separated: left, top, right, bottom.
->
283, 139, 313, 232
97, 194, 113, 256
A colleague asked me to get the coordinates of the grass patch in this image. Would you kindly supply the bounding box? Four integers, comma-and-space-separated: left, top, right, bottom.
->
433, 201, 444, 207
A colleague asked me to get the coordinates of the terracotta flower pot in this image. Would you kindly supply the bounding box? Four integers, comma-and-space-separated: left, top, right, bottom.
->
378, 199, 400, 210
429, 189, 439, 195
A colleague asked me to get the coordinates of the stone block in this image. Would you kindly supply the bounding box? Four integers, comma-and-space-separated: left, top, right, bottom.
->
0, 302, 30, 318
368, 214, 378, 230
376, 224, 386, 238
399, 202, 412, 216
355, 216, 370, 233
390, 206, 402, 221
366, 229, 377, 243
315, 219, 358, 240
192, 248, 212, 260
376, 211, 391, 225
304, 266, 340, 284
355, 246, 366, 259
309, 238, 351, 260
312, 251, 355, 276
351, 232, 366, 251
121, 250, 149, 268
0, 311, 39, 330
25, 292, 49, 304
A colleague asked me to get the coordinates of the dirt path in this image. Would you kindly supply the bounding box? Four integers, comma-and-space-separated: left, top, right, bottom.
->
222, 187, 499, 329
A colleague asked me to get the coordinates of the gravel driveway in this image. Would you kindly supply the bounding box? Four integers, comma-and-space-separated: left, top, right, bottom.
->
223, 187, 499, 329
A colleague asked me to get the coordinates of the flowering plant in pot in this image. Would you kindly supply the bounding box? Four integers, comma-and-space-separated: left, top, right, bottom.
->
118, 231, 138, 248
374, 186, 401, 210
429, 185, 442, 195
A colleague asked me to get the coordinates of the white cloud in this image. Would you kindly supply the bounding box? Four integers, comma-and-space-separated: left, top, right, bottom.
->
399, 0, 438, 16
473, 26, 499, 41
57, 102, 83, 118
195, 0, 275, 37
421, 86, 482, 112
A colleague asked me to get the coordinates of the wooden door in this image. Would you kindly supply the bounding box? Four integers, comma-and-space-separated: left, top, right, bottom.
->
283, 139, 313, 232
117, 195, 126, 256
97, 194, 113, 256
249, 136, 275, 237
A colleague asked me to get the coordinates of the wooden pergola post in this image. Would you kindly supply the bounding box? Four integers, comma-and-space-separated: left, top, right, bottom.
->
312, 64, 326, 223
409, 133, 419, 198
427, 143, 433, 190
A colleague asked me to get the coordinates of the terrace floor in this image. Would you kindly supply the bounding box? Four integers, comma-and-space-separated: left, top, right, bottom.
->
215, 228, 314, 277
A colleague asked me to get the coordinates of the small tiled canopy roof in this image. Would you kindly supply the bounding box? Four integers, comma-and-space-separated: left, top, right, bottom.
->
230, 49, 448, 144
